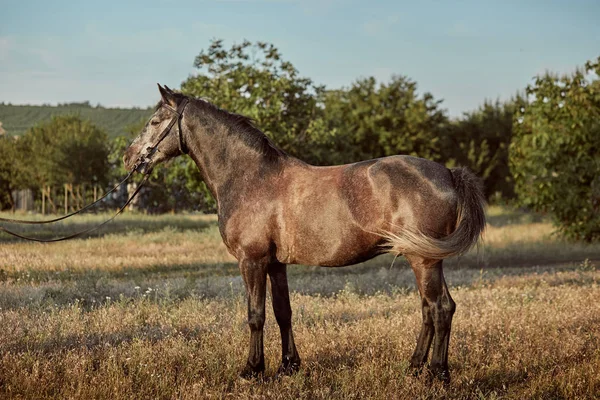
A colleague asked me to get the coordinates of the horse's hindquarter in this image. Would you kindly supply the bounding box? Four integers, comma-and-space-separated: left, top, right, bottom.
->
367, 156, 458, 237
274, 156, 458, 266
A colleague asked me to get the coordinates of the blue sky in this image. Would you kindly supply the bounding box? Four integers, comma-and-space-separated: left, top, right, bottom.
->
1, 0, 598, 116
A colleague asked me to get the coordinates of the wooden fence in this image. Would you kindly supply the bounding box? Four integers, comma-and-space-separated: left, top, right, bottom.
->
34, 184, 104, 214
42, 184, 104, 215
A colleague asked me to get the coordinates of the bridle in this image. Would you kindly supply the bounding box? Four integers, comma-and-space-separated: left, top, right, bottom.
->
0, 98, 190, 242
136, 98, 190, 173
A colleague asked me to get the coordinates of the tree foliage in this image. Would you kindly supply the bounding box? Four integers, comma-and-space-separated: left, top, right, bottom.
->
7, 38, 597, 242
510, 57, 600, 241
166, 39, 337, 208
322, 76, 448, 164
20, 115, 110, 189
181, 39, 331, 164
445, 99, 520, 200
0, 136, 19, 209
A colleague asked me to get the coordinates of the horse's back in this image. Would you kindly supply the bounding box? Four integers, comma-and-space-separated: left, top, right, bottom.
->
271, 155, 458, 266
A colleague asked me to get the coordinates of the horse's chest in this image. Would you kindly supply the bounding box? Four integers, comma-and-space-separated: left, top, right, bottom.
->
218, 210, 274, 261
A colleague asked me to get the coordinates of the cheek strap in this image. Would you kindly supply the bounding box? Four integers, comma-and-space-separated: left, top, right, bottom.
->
160, 98, 190, 155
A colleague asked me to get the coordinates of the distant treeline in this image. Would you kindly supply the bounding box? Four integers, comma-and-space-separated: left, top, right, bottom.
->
0, 102, 152, 138
1, 40, 598, 241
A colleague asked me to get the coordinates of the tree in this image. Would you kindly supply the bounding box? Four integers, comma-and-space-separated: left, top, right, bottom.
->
0, 136, 18, 210
321, 76, 448, 164
181, 39, 334, 165
445, 98, 521, 200
20, 115, 110, 189
510, 57, 600, 241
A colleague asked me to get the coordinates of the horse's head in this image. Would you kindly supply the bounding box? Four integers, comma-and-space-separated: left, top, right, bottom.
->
123, 84, 187, 173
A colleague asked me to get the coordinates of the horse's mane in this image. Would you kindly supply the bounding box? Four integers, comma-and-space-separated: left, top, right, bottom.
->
156, 93, 286, 162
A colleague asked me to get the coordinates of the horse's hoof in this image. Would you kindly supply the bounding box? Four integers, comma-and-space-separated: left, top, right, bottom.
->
275, 359, 301, 378
427, 365, 451, 385
239, 363, 265, 380
408, 362, 425, 377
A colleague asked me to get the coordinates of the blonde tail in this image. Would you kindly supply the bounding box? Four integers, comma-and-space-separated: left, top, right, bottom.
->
382, 167, 486, 260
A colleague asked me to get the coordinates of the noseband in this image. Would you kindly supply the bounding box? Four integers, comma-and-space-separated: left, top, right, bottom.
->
137, 98, 190, 172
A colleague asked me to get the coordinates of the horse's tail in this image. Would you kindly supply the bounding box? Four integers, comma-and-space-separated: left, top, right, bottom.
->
382, 167, 486, 260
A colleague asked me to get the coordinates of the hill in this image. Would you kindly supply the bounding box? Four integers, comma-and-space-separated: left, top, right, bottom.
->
0, 102, 152, 138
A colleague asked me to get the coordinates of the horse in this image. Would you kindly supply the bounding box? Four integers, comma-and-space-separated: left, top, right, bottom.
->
123, 84, 486, 383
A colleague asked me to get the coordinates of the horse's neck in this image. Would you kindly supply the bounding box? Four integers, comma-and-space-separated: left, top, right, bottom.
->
185, 114, 284, 206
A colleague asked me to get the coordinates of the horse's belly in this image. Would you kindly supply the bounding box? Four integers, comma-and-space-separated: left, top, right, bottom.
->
274, 161, 384, 267
276, 220, 382, 267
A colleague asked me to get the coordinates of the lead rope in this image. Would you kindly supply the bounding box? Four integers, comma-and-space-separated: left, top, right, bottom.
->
0, 97, 188, 241
0, 170, 136, 225
0, 174, 149, 243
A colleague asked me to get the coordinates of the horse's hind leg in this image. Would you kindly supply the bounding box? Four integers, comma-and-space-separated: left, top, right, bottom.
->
268, 261, 301, 376
407, 256, 456, 384
408, 291, 434, 373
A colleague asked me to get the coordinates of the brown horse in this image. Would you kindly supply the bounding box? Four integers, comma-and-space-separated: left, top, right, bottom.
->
123, 84, 486, 383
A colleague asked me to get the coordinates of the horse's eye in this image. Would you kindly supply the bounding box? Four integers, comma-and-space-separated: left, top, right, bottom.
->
150, 120, 160, 126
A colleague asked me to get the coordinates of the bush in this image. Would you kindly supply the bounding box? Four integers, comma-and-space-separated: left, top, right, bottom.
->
510, 57, 600, 241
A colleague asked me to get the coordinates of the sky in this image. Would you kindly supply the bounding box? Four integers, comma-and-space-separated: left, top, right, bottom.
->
0, 0, 598, 116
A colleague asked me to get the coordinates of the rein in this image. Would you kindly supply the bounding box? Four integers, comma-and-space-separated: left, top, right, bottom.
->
0, 174, 149, 242
0, 99, 189, 242
0, 170, 136, 225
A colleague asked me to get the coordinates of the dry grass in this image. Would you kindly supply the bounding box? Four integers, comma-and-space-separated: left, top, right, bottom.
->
1, 206, 600, 399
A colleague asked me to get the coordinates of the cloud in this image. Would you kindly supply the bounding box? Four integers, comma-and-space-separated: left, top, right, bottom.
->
362, 15, 399, 37
29, 47, 63, 72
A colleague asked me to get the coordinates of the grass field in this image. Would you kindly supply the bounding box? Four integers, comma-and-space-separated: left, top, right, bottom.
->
1, 206, 599, 399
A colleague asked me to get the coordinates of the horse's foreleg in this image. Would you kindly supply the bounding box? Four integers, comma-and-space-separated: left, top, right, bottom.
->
268, 261, 301, 376
407, 257, 455, 384
239, 257, 268, 379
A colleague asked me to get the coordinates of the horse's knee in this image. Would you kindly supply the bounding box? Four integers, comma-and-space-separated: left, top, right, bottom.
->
248, 311, 265, 331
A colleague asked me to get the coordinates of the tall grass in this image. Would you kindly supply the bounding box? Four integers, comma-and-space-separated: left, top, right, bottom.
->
0, 206, 599, 398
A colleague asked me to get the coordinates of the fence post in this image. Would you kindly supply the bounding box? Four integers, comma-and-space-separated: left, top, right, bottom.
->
64, 184, 68, 214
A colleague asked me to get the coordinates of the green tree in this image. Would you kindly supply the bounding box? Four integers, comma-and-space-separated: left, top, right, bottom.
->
181, 39, 333, 164
445, 98, 521, 200
0, 136, 18, 209
321, 76, 448, 164
510, 57, 600, 241
20, 115, 110, 189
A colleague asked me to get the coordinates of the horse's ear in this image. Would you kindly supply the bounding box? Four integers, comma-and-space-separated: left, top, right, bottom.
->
157, 83, 176, 107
